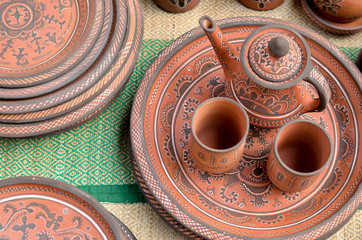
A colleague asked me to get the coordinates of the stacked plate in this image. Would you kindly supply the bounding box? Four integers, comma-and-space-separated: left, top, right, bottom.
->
0, 0, 143, 138
0, 176, 136, 239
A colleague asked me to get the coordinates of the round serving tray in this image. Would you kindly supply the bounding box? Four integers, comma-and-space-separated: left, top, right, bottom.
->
0, 0, 113, 100
301, 0, 362, 35
130, 16, 361, 239
0, 176, 126, 239
0, 0, 143, 137
0, 0, 103, 88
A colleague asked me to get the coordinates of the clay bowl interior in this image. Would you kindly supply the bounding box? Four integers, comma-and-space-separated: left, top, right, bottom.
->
276, 121, 332, 174
193, 99, 248, 150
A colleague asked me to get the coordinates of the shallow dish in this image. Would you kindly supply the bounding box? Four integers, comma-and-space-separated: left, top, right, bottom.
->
0, 176, 125, 239
0, 0, 112, 100
0, 0, 143, 137
0, 0, 104, 88
130, 16, 361, 239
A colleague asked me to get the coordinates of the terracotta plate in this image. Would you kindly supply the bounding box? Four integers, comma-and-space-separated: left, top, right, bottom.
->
0, 0, 115, 119
0, 0, 113, 100
130, 17, 361, 239
301, 0, 362, 35
112, 213, 138, 240
0, 0, 118, 113
0, 0, 143, 137
0, 0, 104, 88
0, 176, 126, 239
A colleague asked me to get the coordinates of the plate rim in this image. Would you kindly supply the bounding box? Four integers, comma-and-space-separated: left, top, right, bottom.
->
0, 175, 124, 240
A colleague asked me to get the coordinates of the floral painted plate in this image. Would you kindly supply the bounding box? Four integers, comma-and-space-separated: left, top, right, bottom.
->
0, 176, 126, 239
0, 0, 143, 137
130, 16, 361, 239
0, 0, 104, 88
0, 0, 113, 100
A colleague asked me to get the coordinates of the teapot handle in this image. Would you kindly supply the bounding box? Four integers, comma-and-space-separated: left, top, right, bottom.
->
304, 67, 332, 112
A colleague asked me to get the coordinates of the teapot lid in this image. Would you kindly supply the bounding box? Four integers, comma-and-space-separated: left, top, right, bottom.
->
241, 25, 312, 89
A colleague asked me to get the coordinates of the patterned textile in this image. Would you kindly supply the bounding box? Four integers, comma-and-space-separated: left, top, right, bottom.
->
0, 0, 360, 239
105, 203, 361, 240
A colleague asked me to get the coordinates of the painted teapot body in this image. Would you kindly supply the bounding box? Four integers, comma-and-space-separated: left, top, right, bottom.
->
199, 16, 331, 128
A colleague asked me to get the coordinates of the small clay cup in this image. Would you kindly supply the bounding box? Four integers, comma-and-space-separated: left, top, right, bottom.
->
190, 97, 249, 175
238, 0, 284, 11
267, 119, 333, 192
153, 0, 201, 13
312, 0, 362, 23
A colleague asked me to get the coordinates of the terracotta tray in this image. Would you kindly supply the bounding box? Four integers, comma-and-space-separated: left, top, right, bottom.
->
0, 0, 104, 88
130, 17, 362, 239
0, 176, 126, 239
0, 0, 143, 137
0, 0, 113, 100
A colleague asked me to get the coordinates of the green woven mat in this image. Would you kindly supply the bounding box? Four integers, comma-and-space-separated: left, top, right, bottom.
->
0, 40, 359, 204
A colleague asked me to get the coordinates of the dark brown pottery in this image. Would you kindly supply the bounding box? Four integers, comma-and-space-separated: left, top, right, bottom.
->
0, 0, 102, 88
0, 176, 125, 239
130, 16, 361, 239
0, 0, 143, 138
301, 0, 362, 34
312, 0, 362, 23
0, 0, 113, 100
267, 119, 333, 192
238, 0, 284, 11
199, 16, 331, 128
153, 0, 201, 13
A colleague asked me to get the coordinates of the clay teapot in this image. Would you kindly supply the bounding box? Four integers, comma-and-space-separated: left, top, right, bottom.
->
199, 16, 331, 128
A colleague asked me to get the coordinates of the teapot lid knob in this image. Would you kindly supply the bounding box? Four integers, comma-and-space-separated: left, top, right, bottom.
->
240, 25, 311, 87
268, 37, 289, 58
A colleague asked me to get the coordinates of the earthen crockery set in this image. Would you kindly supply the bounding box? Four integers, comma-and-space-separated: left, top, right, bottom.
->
190, 15, 334, 193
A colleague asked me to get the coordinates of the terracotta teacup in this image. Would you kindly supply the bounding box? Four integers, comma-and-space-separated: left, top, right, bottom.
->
238, 0, 284, 11
267, 119, 333, 192
312, 0, 362, 23
153, 0, 200, 13
190, 97, 249, 175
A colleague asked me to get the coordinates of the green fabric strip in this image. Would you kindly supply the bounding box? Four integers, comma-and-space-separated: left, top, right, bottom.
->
78, 184, 146, 203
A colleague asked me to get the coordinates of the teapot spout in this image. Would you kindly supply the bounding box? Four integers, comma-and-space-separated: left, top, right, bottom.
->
199, 16, 241, 89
